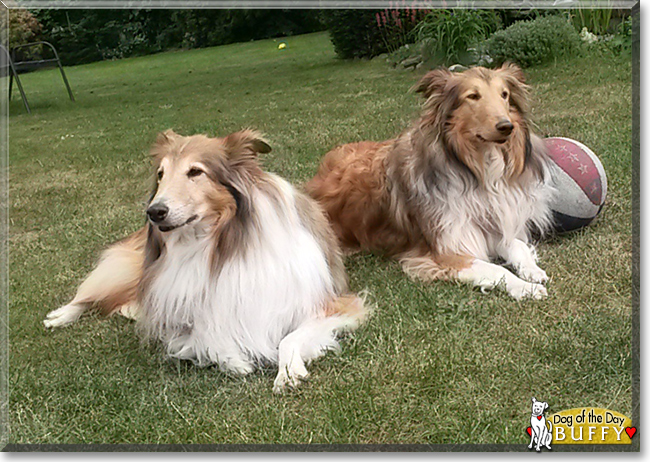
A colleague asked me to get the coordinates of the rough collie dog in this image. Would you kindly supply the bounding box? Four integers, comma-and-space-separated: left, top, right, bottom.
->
44, 129, 367, 393
307, 64, 554, 300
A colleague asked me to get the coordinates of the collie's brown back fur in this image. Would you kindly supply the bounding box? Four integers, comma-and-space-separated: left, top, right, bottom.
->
306, 140, 416, 253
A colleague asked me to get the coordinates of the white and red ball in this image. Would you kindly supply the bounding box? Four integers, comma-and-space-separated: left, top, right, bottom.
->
544, 137, 607, 232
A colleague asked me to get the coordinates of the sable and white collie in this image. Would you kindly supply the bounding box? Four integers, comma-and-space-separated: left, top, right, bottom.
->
44, 129, 367, 393
307, 64, 555, 300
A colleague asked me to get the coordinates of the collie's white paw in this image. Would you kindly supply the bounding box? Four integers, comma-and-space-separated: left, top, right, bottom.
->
273, 362, 309, 394
118, 302, 141, 321
222, 358, 255, 376
509, 282, 547, 300
518, 265, 549, 284
43, 304, 85, 328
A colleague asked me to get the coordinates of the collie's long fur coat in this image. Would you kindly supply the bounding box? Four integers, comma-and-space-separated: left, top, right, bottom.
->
308, 64, 555, 300
45, 129, 367, 392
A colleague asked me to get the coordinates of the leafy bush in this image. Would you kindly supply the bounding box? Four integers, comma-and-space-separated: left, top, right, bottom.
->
608, 14, 633, 53
322, 10, 386, 59
414, 10, 502, 66
587, 15, 633, 56
484, 15, 581, 68
0, 8, 43, 58
495, 8, 561, 28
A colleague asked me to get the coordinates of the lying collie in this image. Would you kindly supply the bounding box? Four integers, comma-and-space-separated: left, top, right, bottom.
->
307, 64, 555, 300
44, 129, 367, 393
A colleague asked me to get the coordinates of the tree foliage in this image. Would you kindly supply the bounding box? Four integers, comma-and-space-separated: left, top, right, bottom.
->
322, 10, 386, 59
31, 9, 325, 65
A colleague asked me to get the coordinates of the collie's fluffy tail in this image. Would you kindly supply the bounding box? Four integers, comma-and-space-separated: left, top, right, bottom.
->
325, 292, 370, 330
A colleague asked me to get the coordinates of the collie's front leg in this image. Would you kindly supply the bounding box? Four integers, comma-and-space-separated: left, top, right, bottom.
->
43, 303, 89, 328
497, 239, 548, 284
273, 295, 367, 393
165, 333, 254, 375
457, 259, 547, 300
399, 251, 546, 300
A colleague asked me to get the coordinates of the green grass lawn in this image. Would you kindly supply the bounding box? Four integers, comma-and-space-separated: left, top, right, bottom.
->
8, 31, 633, 445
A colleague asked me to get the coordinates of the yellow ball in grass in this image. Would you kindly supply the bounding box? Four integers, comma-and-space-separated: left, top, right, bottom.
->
278, 43, 287, 50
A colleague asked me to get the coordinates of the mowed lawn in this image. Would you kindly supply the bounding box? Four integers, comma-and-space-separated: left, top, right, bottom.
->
8, 31, 632, 445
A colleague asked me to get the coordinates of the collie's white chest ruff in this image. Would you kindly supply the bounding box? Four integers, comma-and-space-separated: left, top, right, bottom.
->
421, 147, 554, 261
142, 187, 335, 370
395, 142, 555, 300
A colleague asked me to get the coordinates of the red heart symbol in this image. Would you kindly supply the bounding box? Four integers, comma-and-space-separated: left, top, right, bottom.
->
537, 416, 542, 420
526, 427, 532, 436
625, 427, 637, 439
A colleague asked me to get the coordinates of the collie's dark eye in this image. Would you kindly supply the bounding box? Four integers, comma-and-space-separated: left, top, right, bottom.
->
467, 93, 481, 101
157, 170, 164, 181
187, 167, 204, 178
502, 91, 509, 99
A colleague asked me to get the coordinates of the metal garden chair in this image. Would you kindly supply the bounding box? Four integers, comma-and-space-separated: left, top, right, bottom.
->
1, 41, 75, 113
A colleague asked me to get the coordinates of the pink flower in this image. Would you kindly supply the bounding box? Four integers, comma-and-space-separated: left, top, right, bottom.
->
376, 12, 382, 28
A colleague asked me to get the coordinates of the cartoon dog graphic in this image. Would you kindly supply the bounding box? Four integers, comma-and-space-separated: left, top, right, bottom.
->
529, 397, 553, 451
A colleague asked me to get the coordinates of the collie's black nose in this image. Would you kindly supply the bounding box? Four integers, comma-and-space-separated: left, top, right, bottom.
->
147, 203, 169, 223
496, 120, 514, 136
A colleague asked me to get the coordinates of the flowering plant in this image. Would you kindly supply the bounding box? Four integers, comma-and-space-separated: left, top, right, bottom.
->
375, 2, 430, 55
580, 27, 598, 44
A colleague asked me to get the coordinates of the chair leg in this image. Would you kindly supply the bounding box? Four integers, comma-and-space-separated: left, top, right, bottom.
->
11, 69, 30, 114
57, 62, 74, 102
9, 73, 13, 99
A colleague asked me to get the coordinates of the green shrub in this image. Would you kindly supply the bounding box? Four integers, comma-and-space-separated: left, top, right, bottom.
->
496, 8, 561, 28
322, 10, 386, 59
484, 15, 581, 68
590, 15, 633, 56
0, 9, 43, 59
414, 9, 502, 66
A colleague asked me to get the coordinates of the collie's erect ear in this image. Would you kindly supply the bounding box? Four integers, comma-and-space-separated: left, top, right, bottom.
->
223, 129, 272, 160
413, 68, 461, 130
499, 62, 530, 115
151, 129, 181, 163
413, 68, 454, 99
156, 129, 180, 146
499, 62, 526, 85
